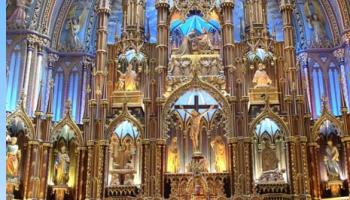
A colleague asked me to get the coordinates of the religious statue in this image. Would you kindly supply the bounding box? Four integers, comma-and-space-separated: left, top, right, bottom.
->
181, 105, 215, 152
167, 137, 180, 173
197, 28, 213, 51
210, 136, 227, 172
252, 63, 272, 88
7, 0, 33, 28
261, 141, 278, 172
6, 137, 21, 178
177, 30, 196, 55
54, 146, 70, 185
117, 64, 138, 91
324, 140, 341, 180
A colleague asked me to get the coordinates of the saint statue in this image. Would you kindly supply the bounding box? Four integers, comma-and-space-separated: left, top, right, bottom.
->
6, 137, 21, 178
304, 0, 327, 44
118, 64, 138, 91
177, 30, 196, 55
167, 137, 180, 173
252, 63, 272, 88
261, 141, 278, 172
181, 105, 215, 152
324, 140, 341, 180
7, 0, 33, 27
210, 136, 227, 172
197, 28, 213, 51
54, 146, 70, 185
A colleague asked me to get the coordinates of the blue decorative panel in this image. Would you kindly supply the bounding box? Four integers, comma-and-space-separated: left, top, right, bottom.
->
145, 0, 157, 43
108, 0, 123, 44
312, 63, 325, 117
328, 64, 341, 116
53, 68, 64, 121
68, 68, 80, 122
6, 45, 22, 112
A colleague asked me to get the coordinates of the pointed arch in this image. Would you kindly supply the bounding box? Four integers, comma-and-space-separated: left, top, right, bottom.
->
6, 105, 35, 140
311, 109, 343, 142
249, 106, 290, 137
51, 112, 83, 145
162, 74, 231, 138
106, 104, 144, 139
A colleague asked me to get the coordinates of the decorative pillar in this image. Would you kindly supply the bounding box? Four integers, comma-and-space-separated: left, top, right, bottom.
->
32, 40, 46, 115
220, 0, 235, 95
23, 35, 36, 109
46, 53, 59, 110
308, 142, 321, 199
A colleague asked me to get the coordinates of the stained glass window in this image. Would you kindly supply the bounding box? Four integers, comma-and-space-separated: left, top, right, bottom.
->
53, 68, 64, 121
328, 63, 341, 116
6, 45, 22, 112
68, 67, 80, 122
312, 63, 325, 117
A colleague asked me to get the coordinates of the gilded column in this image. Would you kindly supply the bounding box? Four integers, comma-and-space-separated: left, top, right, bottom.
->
308, 142, 321, 199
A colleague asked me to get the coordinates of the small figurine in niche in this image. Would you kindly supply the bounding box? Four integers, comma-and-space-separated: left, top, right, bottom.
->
197, 28, 213, 51
210, 136, 227, 172
324, 139, 341, 180
167, 137, 180, 173
6, 137, 21, 178
252, 63, 272, 88
54, 146, 70, 185
118, 64, 138, 91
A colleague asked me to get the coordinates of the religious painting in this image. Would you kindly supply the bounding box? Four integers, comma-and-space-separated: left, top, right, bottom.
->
59, 0, 93, 51
301, 0, 333, 45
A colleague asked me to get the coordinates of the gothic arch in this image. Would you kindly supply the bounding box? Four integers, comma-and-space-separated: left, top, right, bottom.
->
6, 104, 35, 140
51, 110, 83, 145
106, 103, 144, 139
162, 74, 231, 138
249, 105, 290, 137
311, 107, 343, 142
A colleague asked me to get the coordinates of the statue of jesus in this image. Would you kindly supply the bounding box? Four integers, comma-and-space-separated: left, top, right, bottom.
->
180, 105, 215, 152
252, 63, 272, 88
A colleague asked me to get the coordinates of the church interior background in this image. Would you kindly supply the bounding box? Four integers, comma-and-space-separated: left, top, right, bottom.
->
5, 0, 350, 199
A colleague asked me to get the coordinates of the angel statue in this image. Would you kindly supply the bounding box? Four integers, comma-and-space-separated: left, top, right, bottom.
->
7, 0, 34, 28
304, 0, 327, 44
63, 0, 90, 50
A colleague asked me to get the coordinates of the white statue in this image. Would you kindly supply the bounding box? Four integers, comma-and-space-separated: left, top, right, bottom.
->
324, 140, 341, 180
252, 63, 272, 88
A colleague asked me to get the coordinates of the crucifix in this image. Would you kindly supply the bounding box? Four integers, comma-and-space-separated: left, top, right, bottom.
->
174, 95, 218, 152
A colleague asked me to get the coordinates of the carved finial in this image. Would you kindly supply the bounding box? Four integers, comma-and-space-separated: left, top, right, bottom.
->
17, 90, 26, 110
35, 80, 44, 113
321, 95, 329, 113
46, 79, 54, 115
65, 100, 72, 116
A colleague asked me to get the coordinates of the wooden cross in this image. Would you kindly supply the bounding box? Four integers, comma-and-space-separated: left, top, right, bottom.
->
174, 95, 219, 111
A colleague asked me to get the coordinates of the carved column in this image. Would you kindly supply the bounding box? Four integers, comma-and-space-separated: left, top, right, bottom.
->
23, 35, 36, 109
220, 0, 235, 94
25, 140, 41, 199
308, 142, 321, 199
286, 136, 300, 198
342, 137, 350, 194
32, 40, 46, 115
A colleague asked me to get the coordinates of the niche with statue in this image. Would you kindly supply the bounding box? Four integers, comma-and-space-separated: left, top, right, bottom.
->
49, 124, 81, 200
252, 117, 288, 193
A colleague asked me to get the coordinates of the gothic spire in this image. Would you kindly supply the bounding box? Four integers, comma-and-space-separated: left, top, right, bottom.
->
46, 80, 54, 115
35, 80, 43, 114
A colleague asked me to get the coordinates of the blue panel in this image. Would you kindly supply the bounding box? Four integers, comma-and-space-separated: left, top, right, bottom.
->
312, 66, 324, 117
233, 0, 244, 42
108, 0, 123, 44
255, 118, 280, 135
173, 89, 220, 121
6, 46, 21, 112
328, 68, 341, 116
53, 70, 64, 121
145, 0, 157, 43
115, 120, 139, 139
171, 15, 220, 36
68, 70, 80, 122
266, 0, 284, 41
